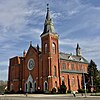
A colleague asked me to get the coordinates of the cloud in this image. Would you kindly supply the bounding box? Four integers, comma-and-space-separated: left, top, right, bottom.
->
0, 0, 28, 29
0, 0, 45, 50
19, 28, 42, 42
62, 1, 100, 37
0, 61, 9, 66
0, 69, 8, 81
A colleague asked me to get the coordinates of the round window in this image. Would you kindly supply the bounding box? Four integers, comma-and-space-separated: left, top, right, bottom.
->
27, 59, 35, 70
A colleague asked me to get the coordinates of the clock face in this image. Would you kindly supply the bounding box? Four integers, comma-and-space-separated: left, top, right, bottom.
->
28, 59, 35, 70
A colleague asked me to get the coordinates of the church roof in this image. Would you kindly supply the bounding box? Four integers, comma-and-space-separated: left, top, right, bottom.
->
59, 52, 88, 64
33, 44, 88, 64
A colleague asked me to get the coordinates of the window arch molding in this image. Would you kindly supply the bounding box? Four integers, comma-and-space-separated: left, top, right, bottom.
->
52, 42, 56, 54
44, 43, 48, 53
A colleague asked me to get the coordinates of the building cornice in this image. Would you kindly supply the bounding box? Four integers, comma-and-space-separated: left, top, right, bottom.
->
61, 69, 88, 74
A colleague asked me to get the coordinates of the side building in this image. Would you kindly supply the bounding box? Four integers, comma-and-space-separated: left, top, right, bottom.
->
8, 5, 88, 93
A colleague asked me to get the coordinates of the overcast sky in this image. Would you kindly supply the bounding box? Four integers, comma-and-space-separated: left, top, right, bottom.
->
0, 0, 100, 80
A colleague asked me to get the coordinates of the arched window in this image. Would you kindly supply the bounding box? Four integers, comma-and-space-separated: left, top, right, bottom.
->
33, 81, 36, 92
52, 43, 56, 54
54, 66, 57, 77
79, 64, 82, 71
55, 81, 57, 88
62, 76, 64, 82
10, 83, 13, 91
25, 84, 27, 92
45, 43, 47, 53
29, 81, 32, 88
71, 64, 74, 70
28, 81, 32, 92
69, 63, 71, 70
62, 63, 66, 69
44, 81, 48, 91
72, 77, 75, 86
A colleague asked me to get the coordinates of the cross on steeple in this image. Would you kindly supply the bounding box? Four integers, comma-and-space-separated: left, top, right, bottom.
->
47, 3, 49, 10
46, 3, 51, 20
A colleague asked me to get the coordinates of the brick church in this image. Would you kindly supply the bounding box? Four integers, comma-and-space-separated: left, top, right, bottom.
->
8, 5, 88, 93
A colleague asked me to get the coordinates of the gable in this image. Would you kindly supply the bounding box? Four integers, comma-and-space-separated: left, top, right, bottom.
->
25, 45, 38, 58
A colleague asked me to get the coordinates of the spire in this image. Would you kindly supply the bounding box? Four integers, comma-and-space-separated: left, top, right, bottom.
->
76, 43, 81, 56
37, 44, 39, 53
30, 41, 32, 46
23, 50, 27, 57
46, 4, 51, 20
76, 43, 80, 49
41, 4, 55, 36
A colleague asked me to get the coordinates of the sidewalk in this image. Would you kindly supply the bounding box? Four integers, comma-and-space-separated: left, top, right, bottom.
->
0, 93, 100, 97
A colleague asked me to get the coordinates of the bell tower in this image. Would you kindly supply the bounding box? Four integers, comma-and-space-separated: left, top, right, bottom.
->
40, 4, 60, 92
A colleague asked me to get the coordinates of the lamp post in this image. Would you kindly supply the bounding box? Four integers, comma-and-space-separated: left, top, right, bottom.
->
83, 70, 87, 97
91, 76, 93, 94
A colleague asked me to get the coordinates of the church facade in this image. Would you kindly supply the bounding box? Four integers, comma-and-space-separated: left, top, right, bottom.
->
8, 5, 88, 93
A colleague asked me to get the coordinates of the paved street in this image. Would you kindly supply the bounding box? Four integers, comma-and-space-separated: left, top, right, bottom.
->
0, 94, 100, 100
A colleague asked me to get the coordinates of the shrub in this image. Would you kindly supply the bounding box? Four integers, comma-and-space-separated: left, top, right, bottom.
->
96, 86, 100, 93
67, 90, 71, 93
16, 90, 24, 94
51, 88, 56, 94
44, 90, 50, 94
58, 88, 60, 94
60, 81, 67, 94
78, 89, 84, 93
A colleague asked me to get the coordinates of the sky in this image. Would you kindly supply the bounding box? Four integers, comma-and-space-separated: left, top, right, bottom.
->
0, 0, 100, 80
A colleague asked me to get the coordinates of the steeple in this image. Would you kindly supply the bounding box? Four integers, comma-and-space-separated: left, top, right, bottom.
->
41, 4, 55, 36
46, 4, 51, 20
76, 43, 81, 56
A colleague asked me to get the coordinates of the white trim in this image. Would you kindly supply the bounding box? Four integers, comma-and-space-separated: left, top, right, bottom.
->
79, 58, 84, 62
27, 58, 35, 70
25, 74, 33, 92
41, 32, 58, 38
48, 75, 51, 78
68, 56, 73, 60
26, 74, 33, 83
